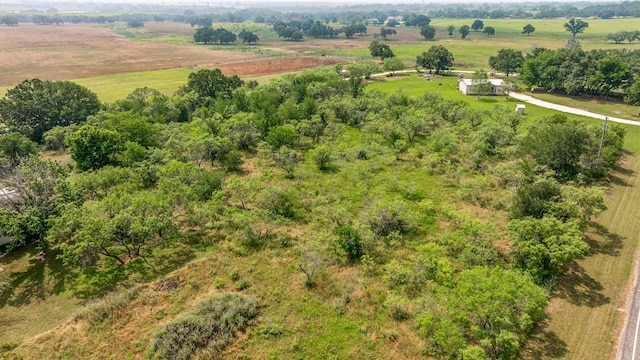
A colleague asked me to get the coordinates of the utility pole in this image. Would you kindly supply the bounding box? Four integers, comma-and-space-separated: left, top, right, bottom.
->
597, 116, 609, 161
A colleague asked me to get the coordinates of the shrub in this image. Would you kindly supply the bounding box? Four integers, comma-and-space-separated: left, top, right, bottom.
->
336, 225, 363, 261
74, 287, 141, 326
149, 293, 258, 360
311, 144, 333, 171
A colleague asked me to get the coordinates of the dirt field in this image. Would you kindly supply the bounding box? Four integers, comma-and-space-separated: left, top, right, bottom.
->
0, 23, 340, 86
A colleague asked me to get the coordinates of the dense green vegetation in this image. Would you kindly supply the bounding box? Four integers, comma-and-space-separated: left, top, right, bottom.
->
0, 62, 626, 358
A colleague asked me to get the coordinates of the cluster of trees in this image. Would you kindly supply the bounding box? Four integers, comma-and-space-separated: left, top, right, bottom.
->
520, 47, 639, 99
272, 20, 367, 41
193, 26, 259, 44
0, 57, 627, 358
607, 30, 640, 44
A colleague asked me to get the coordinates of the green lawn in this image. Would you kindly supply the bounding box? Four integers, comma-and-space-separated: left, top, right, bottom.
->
335, 18, 640, 69
367, 75, 640, 153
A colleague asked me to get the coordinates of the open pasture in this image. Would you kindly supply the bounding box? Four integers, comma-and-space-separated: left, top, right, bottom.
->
0, 22, 336, 89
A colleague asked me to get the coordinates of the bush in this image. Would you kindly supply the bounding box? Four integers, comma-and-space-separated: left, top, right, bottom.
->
74, 287, 141, 326
311, 144, 333, 171
336, 225, 363, 261
149, 293, 258, 360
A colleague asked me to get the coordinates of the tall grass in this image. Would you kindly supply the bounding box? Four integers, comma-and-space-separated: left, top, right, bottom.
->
148, 292, 258, 360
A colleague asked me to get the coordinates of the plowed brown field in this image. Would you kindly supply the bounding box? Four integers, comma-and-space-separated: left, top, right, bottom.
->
0, 23, 340, 86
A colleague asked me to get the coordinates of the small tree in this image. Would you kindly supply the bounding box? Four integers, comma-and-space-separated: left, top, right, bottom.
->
420, 25, 436, 40
369, 40, 394, 61
0, 133, 38, 167
447, 25, 455, 37
299, 246, 324, 288
311, 144, 333, 171
380, 28, 396, 40
471, 19, 484, 31
383, 57, 405, 76
564, 18, 589, 39
273, 146, 303, 178
483, 26, 495, 36
471, 69, 493, 100
522, 24, 535, 36
238, 29, 259, 44
416, 45, 454, 74
459, 25, 470, 39
488, 48, 524, 77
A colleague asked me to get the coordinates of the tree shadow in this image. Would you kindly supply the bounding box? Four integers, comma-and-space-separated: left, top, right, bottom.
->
70, 246, 197, 299
552, 261, 609, 307
584, 221, 624, 256
524, 316, 569, 359
607, 150, 636, 187
0, 247, 71, 308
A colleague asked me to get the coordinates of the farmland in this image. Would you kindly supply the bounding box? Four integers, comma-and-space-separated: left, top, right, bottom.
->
1, 13, 640, 360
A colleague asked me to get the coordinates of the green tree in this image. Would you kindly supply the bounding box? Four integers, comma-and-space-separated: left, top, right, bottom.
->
471, 19, 484, 31
471, 69, 493, 100
238, 29, 259, 44
50, 190, 177, 266
416, 45, 454, 74
383, 57, 405, 76
127, 19, 144, 28
43, 125, 77, 151
520, 115, 593, 182
0, 133, 37, 166
0, 155, 68, 250
368, 40, 394, 61
1, 16, 19, 26
624, 80, 640, 114
588, 56, 631, 98
273, 146, 303, 178
564, 18, 589, 38
418, 267, 547, 359
420, 25, 436, 40
0, 79, 101, 143
483, 26, 495, 36
447, 25, 455, 37
509, 217, 589, 283
459, 25, 470, 39
522, 24, 535, 36
67, 125, 122, 171
212, 27, 236, 44
488, 49, 525, 77
265, 124, 298, 150
311, 144, 333, 171
379, 28, 396, 40
510, 178, 562, 219
606, 31, 627, 44
194, 26, 214, 44
186, 68, 244, 99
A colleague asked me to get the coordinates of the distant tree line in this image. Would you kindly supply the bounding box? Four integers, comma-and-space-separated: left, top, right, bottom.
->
520, 47, 639, 99
272, 20, 367, 41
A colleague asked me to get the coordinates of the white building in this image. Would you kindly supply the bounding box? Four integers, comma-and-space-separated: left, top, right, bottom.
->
458, 78, 508, 96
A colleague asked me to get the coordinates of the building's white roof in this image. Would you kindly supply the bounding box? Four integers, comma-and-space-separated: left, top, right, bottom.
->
460, 79, 506, 86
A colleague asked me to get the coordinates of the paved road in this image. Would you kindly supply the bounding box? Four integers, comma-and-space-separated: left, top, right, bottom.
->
508, 92, 640, 126
618, 261, 640, 360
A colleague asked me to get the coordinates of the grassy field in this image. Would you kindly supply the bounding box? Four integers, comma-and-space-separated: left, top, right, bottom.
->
2, 17, 640, 360
367, 74, 640, 152
370, 74, 640, 359
336, 18, 640, 69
